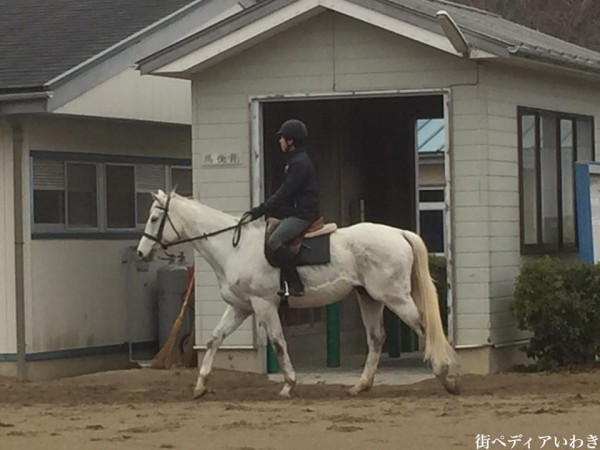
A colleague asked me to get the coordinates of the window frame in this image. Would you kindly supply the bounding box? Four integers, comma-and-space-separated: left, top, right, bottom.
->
418, 185, 446, 256
517, 106, 596, 255
31, 151, 191, 239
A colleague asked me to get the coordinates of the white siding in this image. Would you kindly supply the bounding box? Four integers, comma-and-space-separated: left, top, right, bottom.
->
0, 121, 17, 354
25, 115, 190, 158
23, 116, 192, 353
484, 62, 600, 344
55, 68, 192, 125
190, 12, 482, 347
29, 241, 157, 352
450, 79, 493, 346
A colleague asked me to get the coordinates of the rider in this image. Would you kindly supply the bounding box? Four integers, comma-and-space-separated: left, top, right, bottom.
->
247, 119, 319, 297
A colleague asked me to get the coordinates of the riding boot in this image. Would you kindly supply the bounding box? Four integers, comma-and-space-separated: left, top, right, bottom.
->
273, 246, 305, 297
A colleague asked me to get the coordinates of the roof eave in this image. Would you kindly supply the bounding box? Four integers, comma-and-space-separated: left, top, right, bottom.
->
137, 0, 600, 80
138, 0, 500, 78
137, 0, 297, 75
0, 91, 52, 115
508, 45, 600, 78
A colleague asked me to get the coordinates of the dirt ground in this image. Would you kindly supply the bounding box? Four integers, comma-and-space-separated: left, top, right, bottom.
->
1, 367, 600, 450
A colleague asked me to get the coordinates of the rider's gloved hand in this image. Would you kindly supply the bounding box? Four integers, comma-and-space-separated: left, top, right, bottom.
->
248, 204, 266, 220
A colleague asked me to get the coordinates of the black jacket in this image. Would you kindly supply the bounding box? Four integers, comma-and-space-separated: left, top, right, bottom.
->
263, 147, 319, 221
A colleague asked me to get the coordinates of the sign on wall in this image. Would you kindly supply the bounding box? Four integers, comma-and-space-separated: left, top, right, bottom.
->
575, 162, 600, 263
202, 152, 242, 166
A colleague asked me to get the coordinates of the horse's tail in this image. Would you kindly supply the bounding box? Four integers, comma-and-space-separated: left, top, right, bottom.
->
401, 230, 459, 377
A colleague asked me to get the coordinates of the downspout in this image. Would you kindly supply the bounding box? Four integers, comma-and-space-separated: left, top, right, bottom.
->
12, 122, 27, 381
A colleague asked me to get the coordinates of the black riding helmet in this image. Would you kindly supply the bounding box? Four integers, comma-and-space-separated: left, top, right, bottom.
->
276, 119, 308, 143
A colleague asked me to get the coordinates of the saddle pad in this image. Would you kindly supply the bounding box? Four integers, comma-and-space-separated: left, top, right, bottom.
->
293, 234, 331, 266
264, 234, 331, 267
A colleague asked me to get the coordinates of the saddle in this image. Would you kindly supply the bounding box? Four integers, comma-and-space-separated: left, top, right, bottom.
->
264, 216, 337, 267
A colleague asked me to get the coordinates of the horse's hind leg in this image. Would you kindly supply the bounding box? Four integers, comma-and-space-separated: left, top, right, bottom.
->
349, 288, 386, 396
194, 305, 250, 399
250, 298, 296, 398
380, 293, 425, 338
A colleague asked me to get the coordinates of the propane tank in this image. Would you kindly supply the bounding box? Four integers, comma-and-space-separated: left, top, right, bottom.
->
156, 252, 194, 356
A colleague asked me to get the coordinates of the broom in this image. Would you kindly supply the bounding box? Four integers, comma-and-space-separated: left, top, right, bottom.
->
151, 266, 195, 370
182, 329, 197, 368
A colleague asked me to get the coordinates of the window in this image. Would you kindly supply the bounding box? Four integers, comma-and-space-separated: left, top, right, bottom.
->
67, 163, 97, 228
419, 187, 445, 254
136, 164, 167, 226
518, 108, 595, 253
32, 152, 191, 236
106, 165, 136, 229
33, 159, 65, 226
171, 167, 193, 197
416, 118, 444, 153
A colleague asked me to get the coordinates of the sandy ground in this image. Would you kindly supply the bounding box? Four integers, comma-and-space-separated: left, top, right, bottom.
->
1, 367, 600, 450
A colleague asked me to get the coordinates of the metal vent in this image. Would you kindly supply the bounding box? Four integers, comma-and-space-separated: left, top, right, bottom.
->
136, 164, 165, 191
33, 159, 64, 189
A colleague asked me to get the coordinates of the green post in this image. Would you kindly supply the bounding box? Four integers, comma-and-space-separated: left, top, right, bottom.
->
266, 339, 279, 374
400, 323, 416, 352
326, 303, 340, 367
384, 308, 400, 358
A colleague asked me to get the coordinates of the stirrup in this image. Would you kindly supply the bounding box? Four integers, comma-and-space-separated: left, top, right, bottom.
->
278, 281, 290, 301
278, 281, 304, 299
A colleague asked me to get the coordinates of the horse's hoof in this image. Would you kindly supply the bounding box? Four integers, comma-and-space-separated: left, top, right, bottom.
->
348, 385, 370, 397
193, 387, 208, 399
348, 387, 361, 397
440, 377, 460, 395
445, 384, 461, 396
278, 389, 292, 398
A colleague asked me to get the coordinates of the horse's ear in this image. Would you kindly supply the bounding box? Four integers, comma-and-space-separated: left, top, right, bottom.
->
152, 189, 167, 205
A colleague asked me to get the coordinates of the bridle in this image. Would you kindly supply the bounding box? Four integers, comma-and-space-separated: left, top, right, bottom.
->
142, 194, 254, 250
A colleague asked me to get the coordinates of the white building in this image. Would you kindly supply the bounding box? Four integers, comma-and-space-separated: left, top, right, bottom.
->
0, 0, 258, 380
137, 0, 600, 374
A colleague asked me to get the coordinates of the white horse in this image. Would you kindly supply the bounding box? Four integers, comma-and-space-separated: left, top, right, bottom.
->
136, 189, 460, 399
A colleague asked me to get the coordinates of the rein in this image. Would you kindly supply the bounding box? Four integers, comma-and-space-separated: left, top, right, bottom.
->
143, 195, 254, 250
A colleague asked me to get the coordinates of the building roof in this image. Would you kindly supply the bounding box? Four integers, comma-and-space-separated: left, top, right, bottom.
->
0, 0, 196, 93
390, 0, 600, 72
138, 0, 600, 78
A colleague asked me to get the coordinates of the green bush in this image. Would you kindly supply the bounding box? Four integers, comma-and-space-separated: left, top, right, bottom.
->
511, 256, 600, 370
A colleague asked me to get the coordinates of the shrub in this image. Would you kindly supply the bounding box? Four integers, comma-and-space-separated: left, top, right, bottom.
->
511, 256, 600, 370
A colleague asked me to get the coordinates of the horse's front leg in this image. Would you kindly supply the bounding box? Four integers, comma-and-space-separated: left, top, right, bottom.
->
250, 298, 296, 398
194, 304, 251, 399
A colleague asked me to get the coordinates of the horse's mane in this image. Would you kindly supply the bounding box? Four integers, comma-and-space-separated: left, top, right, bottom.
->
171, 192, 262, 230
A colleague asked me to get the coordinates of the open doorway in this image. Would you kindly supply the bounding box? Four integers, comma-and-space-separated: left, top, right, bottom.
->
259, 94, 446, 366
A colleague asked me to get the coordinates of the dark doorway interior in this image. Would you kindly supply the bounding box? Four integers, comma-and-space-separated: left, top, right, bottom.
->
262, 95, 444, 365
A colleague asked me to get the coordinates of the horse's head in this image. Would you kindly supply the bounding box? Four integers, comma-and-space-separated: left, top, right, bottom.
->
136, 189, 182, 261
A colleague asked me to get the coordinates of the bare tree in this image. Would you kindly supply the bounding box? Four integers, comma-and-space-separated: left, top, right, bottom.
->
453, 0, 600, 51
